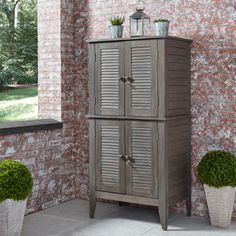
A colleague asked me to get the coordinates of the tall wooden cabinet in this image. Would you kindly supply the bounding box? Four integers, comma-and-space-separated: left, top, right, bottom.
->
87, 36, 192, 230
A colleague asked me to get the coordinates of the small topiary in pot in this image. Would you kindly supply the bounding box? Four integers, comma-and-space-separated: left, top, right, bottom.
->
0, 160, 33, 202
0, 160, 33, 236
197, 150, 236, 228
198, 150, 236, 188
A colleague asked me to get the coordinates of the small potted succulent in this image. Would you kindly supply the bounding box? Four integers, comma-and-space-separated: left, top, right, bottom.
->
154, 18, 170, 37
109, 16, 125, 39
0, 160, 33, 236
198, 150, 236, 228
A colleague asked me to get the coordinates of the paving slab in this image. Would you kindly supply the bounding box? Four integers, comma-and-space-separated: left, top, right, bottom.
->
21, 200, 236, 236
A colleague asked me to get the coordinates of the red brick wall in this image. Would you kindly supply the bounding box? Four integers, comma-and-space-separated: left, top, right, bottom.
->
60, 0, 77, 203
38, 0, 77, 203
38, 0, 61, 120
36, 0, 235, 219
74, 0, 90, 200
73, 0, 236, 218
0, 130, 62, 214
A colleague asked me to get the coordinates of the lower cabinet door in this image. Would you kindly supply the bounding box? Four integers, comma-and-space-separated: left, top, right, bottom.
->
126, 121, 158, 198
95, 120, 126, 193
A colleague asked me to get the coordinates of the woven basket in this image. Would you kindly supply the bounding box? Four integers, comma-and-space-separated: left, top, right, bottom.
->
204, 184, 236, 228
0, 199, 27, 236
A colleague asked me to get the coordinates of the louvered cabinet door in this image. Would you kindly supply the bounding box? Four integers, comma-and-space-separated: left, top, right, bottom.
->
95, 43, 125, 115
125, 40, 158, 117
126, 121, 158, 198
96, 120, 126, 193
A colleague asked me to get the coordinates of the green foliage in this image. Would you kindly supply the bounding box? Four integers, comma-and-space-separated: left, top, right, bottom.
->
0, 0, 37, 88
154, 18, 170, 23
0, 160, 33, 203
110, 16, 125, 26
198, 150, 236, 188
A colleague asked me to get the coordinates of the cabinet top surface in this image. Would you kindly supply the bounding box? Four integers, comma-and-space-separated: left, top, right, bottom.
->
87, 36, 192, 44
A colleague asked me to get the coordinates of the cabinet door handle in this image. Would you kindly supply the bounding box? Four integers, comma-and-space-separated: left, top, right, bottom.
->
119, 155, 126, 161
124, 76, 134, 86
125, 155, 134, 168
119, 76, 125, 83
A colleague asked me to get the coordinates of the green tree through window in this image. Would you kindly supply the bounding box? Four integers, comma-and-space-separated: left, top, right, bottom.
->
0, 0, 37, 89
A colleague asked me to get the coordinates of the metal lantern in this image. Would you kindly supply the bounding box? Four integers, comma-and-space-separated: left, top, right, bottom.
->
130, 0, 150, 37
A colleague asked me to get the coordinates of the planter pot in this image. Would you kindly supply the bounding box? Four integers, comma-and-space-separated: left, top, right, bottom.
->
0, 199, 27, 236
155, 22, 169, 37
109, 25, 124, 39
204, 184, 236, 228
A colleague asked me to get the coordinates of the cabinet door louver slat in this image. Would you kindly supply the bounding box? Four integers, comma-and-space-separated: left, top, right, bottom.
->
125, 41, 158, 116
101, 125, 119, 186
101, 49, 119, 109
126, 121, 158, 198
95, 43, 124, 115
131, 47, 151, 109
132, 126, 152, 191
96, 121, 125, 193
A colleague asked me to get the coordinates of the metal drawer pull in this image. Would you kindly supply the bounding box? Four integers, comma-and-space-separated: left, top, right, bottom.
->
119, 76, 125, 82
120, 155, 135, 167
125, 156, 134, 167
124, 76, 134, 86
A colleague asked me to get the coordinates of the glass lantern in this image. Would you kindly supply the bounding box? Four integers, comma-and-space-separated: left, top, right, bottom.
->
130, 0, 150, 37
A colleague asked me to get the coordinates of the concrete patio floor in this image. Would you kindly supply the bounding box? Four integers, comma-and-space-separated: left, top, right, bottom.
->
21, 199, 236, 236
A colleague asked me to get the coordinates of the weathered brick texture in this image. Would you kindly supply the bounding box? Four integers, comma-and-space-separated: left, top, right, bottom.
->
38, 0, 61, 120
0, 130, 62, 214
16, 0, 235, 219
73, 0, 236, 219
38, 0, 76, 203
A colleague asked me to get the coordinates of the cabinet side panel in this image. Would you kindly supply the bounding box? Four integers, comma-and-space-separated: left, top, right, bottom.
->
89, 119, 96, 217
166, 40, 191, 117
88, 44, 95, 114
157, 40, 167, 118
167, 118, 191, 205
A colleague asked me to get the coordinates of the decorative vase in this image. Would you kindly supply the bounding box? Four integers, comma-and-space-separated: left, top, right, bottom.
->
155, 22, 169, 37
0, 199, 27, 236
204, 184, 236, 228
109, 25, 124, 39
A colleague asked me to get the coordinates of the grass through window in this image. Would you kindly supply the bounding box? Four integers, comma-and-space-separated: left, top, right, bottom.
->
0, 87, 38, 123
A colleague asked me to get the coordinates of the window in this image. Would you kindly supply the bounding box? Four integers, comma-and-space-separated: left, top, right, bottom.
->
0, 0, 38, 123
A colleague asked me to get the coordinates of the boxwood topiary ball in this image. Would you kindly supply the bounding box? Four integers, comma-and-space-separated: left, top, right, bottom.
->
198, 150, 236, 188
0, 160, 33, 203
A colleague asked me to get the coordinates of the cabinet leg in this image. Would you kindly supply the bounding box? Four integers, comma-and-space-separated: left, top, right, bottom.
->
186, 195, 191, 217
90, 195, 96, 218
158, 202, 168, 231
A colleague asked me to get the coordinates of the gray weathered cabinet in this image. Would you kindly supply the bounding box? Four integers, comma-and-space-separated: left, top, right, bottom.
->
87, 36, 192, 230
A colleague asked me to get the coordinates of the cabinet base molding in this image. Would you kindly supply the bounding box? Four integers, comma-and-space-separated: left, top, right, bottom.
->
96, 191, 159, 207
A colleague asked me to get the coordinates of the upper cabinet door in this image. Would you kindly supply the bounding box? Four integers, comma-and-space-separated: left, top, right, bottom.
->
125, 40, 158, 117
95, 43, 125, 116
